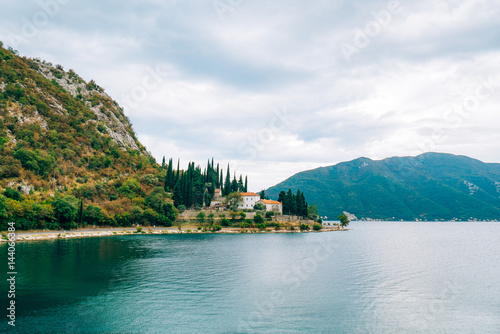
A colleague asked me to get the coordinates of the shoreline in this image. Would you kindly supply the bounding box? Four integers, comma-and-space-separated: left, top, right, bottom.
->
1, 225, 343, 242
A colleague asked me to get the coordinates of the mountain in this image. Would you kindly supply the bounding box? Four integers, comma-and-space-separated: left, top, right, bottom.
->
0, 44, 178, 230
266, 153, 500, 221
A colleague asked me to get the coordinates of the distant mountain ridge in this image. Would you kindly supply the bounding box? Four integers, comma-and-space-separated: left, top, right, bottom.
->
266, 153, 500, 221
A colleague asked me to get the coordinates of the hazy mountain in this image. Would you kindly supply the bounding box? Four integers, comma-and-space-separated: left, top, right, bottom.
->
266, 153, 500, 221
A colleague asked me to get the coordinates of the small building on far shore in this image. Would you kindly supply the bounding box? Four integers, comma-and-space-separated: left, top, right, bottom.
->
256, 199, 283, 215
239, 192, 261, 210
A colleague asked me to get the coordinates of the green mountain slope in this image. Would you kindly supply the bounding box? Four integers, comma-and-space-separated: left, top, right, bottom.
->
0, 44, 178, 230
266, 153, 500, 221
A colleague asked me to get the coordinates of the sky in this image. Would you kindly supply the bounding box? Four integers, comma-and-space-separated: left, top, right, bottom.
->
1, 0, 499, 191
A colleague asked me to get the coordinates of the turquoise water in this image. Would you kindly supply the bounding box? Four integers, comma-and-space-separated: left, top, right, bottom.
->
1, 221, 499, 333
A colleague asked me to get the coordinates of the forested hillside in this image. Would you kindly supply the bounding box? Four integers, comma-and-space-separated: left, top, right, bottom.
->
0, 43, 169, 230
266, 153, 500, 221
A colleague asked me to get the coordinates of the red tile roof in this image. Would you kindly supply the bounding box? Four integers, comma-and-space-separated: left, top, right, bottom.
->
260, 199, 282, 205
240, 192, 260, 197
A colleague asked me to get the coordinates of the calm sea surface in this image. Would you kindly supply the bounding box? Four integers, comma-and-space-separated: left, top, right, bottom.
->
1, 221, 499, 333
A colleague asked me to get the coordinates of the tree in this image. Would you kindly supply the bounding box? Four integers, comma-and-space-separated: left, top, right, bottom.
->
253, 202, 266, 211
84, 205, 104, 226
253, 214, 264, 225
299, 223, 310, 231
204, 189, 212, 207
308, 204, 319, 220
196, 212, 206, 224
224, 165, 231, 196
52, 197, 77, 230
239, 212, 246, 220
244, 176, 248, 192
224, 192, 242, 211
4, 188, 21, 201
231, 175, 238, 192
207, 213, 215, 225
238, 175, 244, 192
338, 214, 350, 229
229, 211, 238, 221
258, 190, 269, 200
172, 180, 183, 207
77, 199, 84, 226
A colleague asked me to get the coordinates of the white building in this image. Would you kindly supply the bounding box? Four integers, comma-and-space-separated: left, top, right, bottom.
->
238, 192, 261, 210
256, 199, 283, 215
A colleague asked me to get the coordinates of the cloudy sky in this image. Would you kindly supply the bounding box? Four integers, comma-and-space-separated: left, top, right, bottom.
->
1, 0, 499, 191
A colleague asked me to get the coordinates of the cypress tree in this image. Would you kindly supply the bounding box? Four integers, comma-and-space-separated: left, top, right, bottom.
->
296, 190, 303, 217
78, 199, 83, 226
238, 175, 244, 192
216, 163, 220, 188
244, 176, 248, 192
231, 174, 238, 192
224, 165, 231, 196
172, 180, 183, 207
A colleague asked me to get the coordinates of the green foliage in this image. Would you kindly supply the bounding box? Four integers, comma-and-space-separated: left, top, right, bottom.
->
257, 223, 267, 231
253, 202, 266, 211
196, 212, 206, 224
52, 196, 77, 230
220, 218, 230, 227
338, 214, 350, 229
299, 223, 310, 231
265, 211, 274, 219
84, 205, 103, 226
277, 189, 308, 217
308, 204, 319, 220
13, 148, 54, 175
266, 153, 500, 221
140, 174, 158, 186
312, 223, 322, 231
253, 214, 264, 225
4, 188, 21, 201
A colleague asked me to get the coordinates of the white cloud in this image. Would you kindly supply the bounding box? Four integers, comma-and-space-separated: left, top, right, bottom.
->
1, 0, 499, 192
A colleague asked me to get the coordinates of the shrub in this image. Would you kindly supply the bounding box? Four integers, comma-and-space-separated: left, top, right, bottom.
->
196, 212, 206, 224
220, 218, 230, 227
4, 188, 21, 201
312, 223, 322, 231
253, 214, 264, 225
253, 203, 266, 211
177, 205, 186, 213
52, 196, 77, 230
265, 211, 274, 219
299, 223, 310, 231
